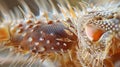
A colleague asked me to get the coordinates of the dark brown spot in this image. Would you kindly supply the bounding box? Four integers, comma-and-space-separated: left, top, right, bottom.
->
17, 24, 23, 28
48, 21, 53, 24
26, 20, 32, 24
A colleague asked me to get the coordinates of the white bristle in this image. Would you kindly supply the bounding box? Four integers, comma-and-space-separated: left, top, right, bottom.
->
0, 0, 120, 67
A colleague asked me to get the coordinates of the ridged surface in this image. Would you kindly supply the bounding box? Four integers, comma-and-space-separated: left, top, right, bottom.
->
0, 0, 120, 67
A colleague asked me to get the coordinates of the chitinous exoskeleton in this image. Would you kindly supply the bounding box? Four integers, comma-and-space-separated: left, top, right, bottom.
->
76, 1, 120, 67
0, 0, 120, 67
0, 0, 79, 67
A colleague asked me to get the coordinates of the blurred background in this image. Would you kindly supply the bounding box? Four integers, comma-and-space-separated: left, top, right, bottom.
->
0, 0, 83, 15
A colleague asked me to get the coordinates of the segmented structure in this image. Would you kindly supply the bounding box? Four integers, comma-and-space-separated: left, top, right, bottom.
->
0, 0, 120, 67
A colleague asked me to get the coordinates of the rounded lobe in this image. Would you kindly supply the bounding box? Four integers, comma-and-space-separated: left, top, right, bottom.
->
85, 24, 104, 41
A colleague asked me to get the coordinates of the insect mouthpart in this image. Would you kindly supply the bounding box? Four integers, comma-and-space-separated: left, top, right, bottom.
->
85, 24, 105, 42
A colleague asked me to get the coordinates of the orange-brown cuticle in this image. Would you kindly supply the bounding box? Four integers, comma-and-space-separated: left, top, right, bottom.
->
104, 53, 120, 67
85, 24, 105, 41
0, 26, 10, 41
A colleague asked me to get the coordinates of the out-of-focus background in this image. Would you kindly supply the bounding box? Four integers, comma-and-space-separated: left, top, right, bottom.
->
0, 0, 84, 15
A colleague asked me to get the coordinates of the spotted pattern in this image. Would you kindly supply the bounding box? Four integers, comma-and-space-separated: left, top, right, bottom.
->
84, 11, 120, 41
8, 20, 77, 54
